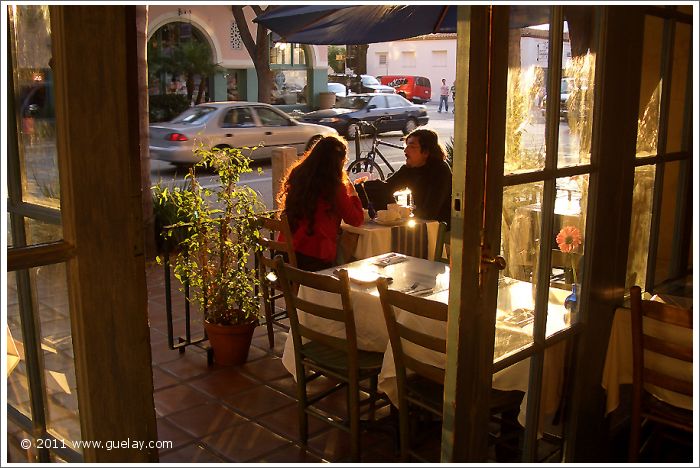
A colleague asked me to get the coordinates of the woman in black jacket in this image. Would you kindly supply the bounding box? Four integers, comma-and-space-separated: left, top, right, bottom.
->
360, 128, 452, 226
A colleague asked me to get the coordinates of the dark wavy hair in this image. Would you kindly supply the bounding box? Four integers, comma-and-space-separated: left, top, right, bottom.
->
406, 128, 447, 162
277, 135, 350, 235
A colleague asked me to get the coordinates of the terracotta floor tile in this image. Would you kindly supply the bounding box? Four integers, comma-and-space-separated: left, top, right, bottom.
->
201, 420, 290, 462
166, 401, 246, 439
152, 366, 179, 391
159, 350, 214, 380
150, 342, 184, 366
256, 402, 330, 443
222, 385, 294, 419
158, 443, 224, 463
187, 367, 259, 399
156, 417, 197, 450
239, 355, 291, 383
153, 384, 211, 417
254, 443, 326, 463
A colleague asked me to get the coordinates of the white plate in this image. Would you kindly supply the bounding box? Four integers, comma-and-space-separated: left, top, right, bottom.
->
373, 218, 407, 226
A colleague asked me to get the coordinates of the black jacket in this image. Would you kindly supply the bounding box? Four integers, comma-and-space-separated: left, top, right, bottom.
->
361, 158, 452, 226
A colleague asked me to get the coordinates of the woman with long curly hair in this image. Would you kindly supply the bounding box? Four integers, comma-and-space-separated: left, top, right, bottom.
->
277, 135, 364, 271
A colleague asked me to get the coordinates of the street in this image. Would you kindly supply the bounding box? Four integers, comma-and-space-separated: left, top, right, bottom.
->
149, 101, 574, 209
150, 101, 460, 209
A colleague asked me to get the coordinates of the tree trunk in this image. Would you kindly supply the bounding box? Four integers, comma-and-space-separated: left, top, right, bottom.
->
195, 77, 206, 104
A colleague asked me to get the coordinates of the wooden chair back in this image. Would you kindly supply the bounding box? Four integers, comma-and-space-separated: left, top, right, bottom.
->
433, 222, 450, 264
628, 285, 693, 461
255, 213, 297, 347
377, 277, 448, 387
274, 256, 360, 371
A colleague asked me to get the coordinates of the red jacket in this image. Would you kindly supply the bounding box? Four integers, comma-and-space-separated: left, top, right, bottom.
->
283, 186, 364, 262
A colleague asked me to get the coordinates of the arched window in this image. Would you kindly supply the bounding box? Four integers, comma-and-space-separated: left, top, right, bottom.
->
269, 37, 309, 105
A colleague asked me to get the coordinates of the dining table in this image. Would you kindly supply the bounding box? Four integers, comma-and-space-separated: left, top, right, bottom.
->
601, 294, 693, 415
341, 217, 440, 261
280, 253, 572, 427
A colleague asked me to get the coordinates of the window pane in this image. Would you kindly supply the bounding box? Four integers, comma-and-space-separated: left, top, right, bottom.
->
654, 160, 682, 286
270, 69, 307, 105
665, 22, 690, 153
625, 165, 656, 290
7, 272, 32, 419
497, 182, 545, 360
558, 9, 597, 167
25, 217, 63, 245
10, 5, 62, 214
504, 7, 550, 174
7, 419, 39, 462
636, 16, 664, 157
548, 175, 588, 330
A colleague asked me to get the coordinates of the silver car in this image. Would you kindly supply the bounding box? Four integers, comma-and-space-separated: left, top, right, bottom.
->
149, 101, 338, 166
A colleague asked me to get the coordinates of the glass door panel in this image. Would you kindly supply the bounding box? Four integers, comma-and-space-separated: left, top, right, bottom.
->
636, 16, 664, 158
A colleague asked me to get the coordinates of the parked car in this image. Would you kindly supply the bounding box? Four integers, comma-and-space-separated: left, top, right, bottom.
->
149, 102, 338, 166
327, 82, 349, 98
540, 77, 587, 121
377, 75, 432, 103
300, 93, 429, 139
328, 74, 395, 95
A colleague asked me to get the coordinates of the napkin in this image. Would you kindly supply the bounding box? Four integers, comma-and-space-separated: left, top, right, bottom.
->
372, 253, 407, 267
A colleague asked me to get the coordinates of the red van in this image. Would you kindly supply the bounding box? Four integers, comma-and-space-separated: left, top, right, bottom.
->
378, 75, 432, 103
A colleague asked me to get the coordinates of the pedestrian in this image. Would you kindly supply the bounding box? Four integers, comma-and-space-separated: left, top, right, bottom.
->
358, 128, 452, 226
438, 78, 449, 113
450, 81, 456, 114
277, 135, 365, 271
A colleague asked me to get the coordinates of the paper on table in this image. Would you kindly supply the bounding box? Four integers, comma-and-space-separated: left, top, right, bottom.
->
372, 253, 407, 266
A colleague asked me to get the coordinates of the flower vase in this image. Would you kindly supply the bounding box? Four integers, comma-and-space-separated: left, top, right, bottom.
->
564, 283, 578, 315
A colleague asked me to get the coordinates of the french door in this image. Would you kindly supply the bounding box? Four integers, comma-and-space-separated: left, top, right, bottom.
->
442, 5, 599, 461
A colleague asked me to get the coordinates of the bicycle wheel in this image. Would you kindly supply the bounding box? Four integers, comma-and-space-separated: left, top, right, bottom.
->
347, 157, 385, 182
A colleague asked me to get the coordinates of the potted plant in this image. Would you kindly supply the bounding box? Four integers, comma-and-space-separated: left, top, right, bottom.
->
155, 145, 266, 365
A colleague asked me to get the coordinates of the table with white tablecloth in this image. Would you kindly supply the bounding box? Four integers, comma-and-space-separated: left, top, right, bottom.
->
281, 254, 571, 426
341, 218, 440, 261
601, 295, 693, 415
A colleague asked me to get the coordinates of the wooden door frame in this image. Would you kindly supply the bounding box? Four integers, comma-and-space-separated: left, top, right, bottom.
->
49, 6, 157, 462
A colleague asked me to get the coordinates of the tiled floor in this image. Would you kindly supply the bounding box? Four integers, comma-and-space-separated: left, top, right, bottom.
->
147, 262, 407, 463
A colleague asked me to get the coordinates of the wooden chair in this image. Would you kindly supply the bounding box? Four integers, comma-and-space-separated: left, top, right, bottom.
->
628, 286, 692, 462
274, 256, 387, 461
433, 221, 450, 264
255, 213, 297, 348
376, 278, 524, 461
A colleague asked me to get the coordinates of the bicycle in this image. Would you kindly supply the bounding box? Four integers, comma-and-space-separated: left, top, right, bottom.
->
346, 116, 405, 182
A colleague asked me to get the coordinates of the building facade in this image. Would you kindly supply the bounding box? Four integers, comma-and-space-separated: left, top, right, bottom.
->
147, 5, 329, 108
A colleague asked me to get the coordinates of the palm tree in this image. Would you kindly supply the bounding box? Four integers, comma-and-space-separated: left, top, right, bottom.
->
149, 40, 223, 105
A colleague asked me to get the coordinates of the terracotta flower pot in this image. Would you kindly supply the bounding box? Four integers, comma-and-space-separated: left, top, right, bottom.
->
204, 321, 256, 366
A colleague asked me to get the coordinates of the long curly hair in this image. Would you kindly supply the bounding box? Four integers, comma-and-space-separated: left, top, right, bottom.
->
407, 128, 447, 162
277, 135, 350, 235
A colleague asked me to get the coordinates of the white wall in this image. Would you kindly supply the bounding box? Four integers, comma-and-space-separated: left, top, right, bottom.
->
367, 37, 457, 102
367, 34, 572, 102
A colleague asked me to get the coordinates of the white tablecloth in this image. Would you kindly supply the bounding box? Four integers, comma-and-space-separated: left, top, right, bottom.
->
341, 219, 440, 261
281, 255, 571, 426
601, 299, 693, 415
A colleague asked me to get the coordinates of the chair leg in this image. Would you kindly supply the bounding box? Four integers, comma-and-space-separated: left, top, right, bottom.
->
349, 377, 361, 461
297, 366, 309, 446
368, 375, 378, 421
399, 400, 411, 462
263, 285, 275, 349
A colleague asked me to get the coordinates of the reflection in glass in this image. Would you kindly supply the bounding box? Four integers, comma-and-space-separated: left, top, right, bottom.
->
270, 69, 308, 105
557, 11, 597, 167
6, 272, 32, 419
548, 175, 589, 329
654, 160, 682, 287
636, 16, 664, 157
10, 5, 62, 212
665, 23, 690, 154
625, 165, 656, 290
32, 263, 81, 446
25, 217, 63, 245
504, 8, 550, 174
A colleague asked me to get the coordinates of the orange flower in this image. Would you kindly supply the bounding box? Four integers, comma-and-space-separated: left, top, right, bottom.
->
556, 226, 582, 254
